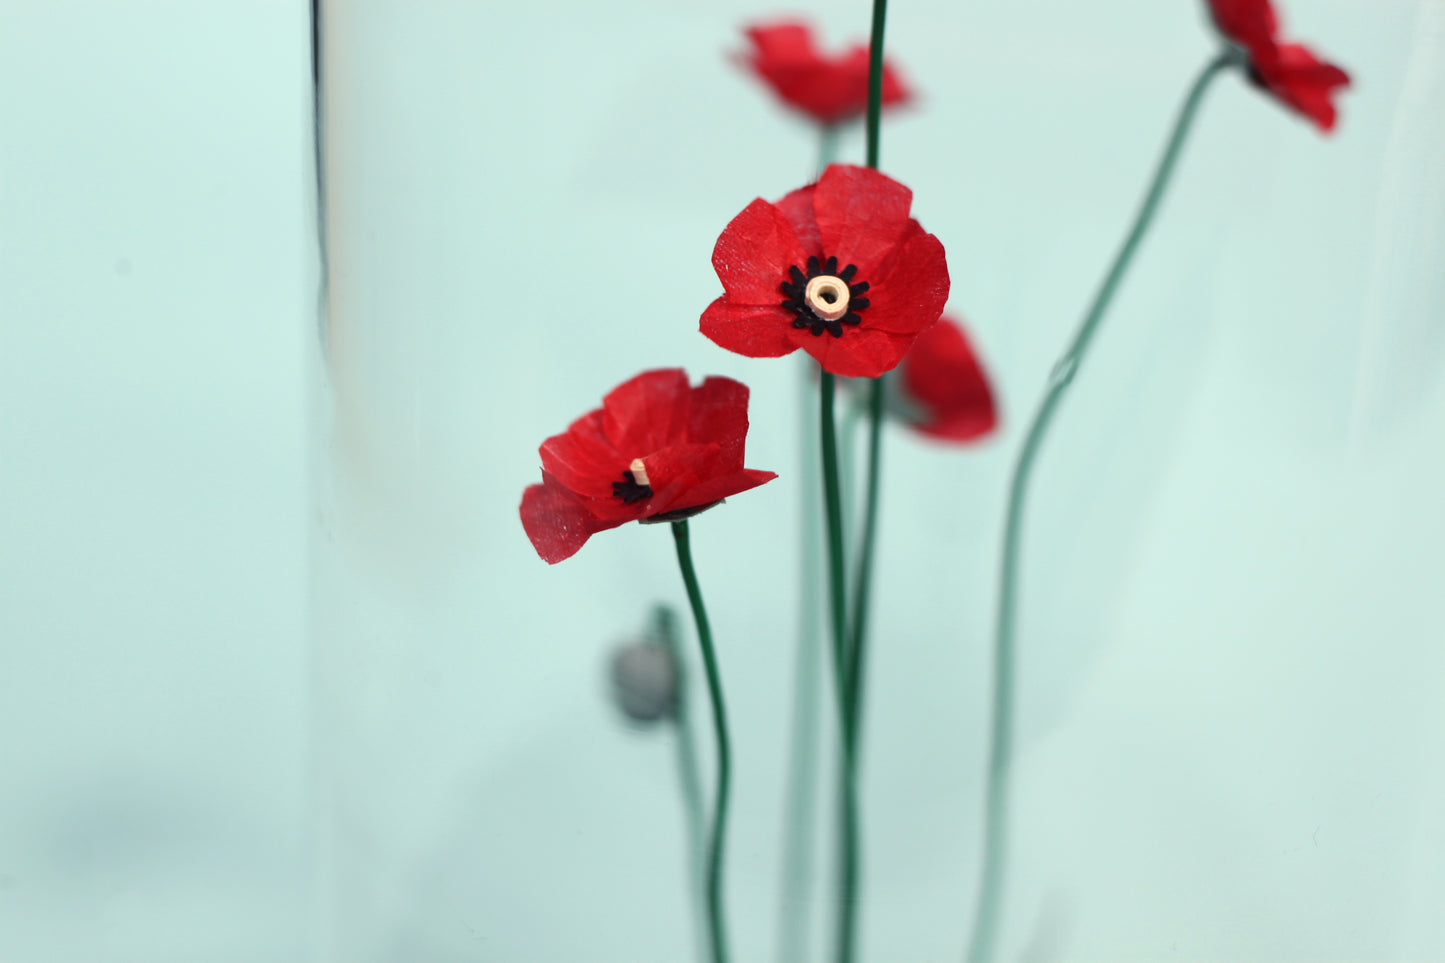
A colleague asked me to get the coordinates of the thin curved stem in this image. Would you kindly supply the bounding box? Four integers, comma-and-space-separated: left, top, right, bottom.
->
672, 520, 732, 963
820, 373, 860, 963
658, 605, 708, 963
964, 49, 1241, 963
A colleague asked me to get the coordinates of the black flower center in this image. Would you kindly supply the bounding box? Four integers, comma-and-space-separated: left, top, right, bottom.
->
612, 469, 653, 504
780, 255, 872, 339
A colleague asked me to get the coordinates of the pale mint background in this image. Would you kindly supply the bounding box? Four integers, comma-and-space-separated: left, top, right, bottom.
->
3, 1, 1444, 961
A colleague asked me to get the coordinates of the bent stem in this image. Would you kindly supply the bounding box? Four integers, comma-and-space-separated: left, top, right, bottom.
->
820, 372, 860, 963
672, 520, 732, 963
658, 605, 708, 963
964, 49, 1241, 963
777, 125, 845, 963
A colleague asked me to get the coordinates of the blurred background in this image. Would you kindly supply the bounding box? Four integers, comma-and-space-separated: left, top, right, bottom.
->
3, 0, 1443, 961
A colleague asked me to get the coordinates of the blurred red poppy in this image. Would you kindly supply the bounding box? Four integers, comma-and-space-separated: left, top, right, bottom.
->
897, 316, 998, 444
520, 369, 776, 564
737, 20, 911, 126
1205, 0, 1349, 131
702, 164, 949, 379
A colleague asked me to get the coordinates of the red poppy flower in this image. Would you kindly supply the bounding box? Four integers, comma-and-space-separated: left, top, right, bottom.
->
520, 369, 777, 564
1205, 0, 1350, 131
701, 164, 949, 379
737, 20, 912, 126
1249, 43, 1351, 132
896, 315, 998, 444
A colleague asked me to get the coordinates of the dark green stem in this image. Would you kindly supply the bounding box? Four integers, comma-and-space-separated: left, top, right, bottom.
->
845, 378, 885, 744
833, 5, 888, 960
671, 520, 732, 963
776, 124, 846, 963
820, 373, 860, 963
964, 50, 1240, 963
659, 605, 708, 963
864, 0, 888, 170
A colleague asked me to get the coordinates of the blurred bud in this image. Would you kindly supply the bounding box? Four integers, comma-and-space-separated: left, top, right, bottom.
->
610, 638, 679, 724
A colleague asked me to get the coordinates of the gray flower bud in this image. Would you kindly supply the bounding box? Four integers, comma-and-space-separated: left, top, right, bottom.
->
610, 639, 679, 724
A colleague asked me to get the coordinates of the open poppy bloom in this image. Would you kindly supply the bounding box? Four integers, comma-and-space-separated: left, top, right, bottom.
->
702, 164, 949, 379
894, 315, 998, 444
1205, 0, 1350, 131
737, 20, 911, 126
520, 369, 777, 564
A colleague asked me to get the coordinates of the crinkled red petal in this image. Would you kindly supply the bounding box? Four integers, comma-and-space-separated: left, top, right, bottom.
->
813, 165, 915, 277
687, 377, 752, 471
794, 324, 917, 379
602, 368, 691, 458
701, 298, 798, 359
638, 442, 726, 511
663, 468, 778, 512
539, 410, 624, 500
712, 198, 809, 306
520, 473, 623, 564
861, 231, 950, 337
775, 183, 822, 255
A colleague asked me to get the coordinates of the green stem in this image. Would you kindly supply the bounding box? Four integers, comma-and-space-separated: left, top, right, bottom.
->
964, 50, 1240, 963
659, 605, 708, 963
845, 378, 885, 745
818, 124, 841, 176
832, 5, 888, 960
864, 0, 888, 170
776, 125, 845, 963
820, 372, 860, 963
671, 520, 732, 963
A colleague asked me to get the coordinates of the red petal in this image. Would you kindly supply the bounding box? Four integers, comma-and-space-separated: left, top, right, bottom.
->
812, 165, 915, 276
738, 20, 913, 125
664, 468, 778, 512
744, 22, 818, 62
602, 368, 691, 457
1207, 0, 1279, 55
861, 232, 950, 336
775, 183, 822, 256
712, 198, 810, 306
794, 324, 917, 379
638, 443, 726, 512
539, 410, 625, 500
519, 473, 621, 564
1256, 43, 1350, 132
901, 317, 998, 443
687, 377, 752, 471
701, 298, 798, 359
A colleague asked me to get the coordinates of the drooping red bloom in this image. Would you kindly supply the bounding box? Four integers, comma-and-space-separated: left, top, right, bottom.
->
737, 20, 912, 126
1205, 0, 1350, 131
1250, 43, 1351, 132
702, 164, 949, 379
520, 369, 777, 564
896, 316, 998, 444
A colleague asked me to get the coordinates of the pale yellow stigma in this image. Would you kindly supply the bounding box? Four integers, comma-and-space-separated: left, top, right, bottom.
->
804, 275, 850, 321
629, 458, 651, 487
